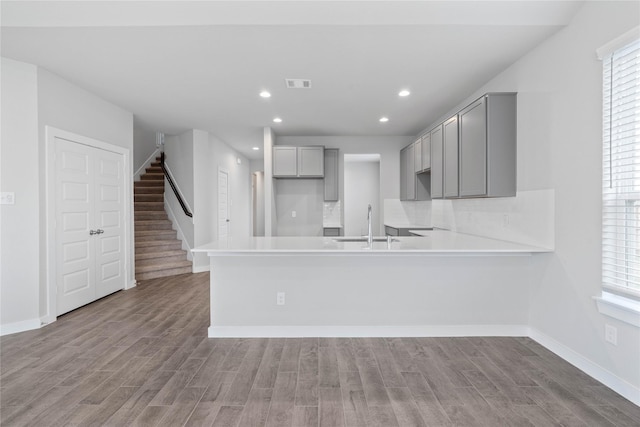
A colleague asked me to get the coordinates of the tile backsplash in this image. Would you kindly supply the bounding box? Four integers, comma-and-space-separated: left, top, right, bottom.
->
323, 201, 342, 226
383, 199, 431, 227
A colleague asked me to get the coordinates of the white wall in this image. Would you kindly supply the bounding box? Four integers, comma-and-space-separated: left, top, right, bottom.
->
1, 59, 135, 333
421, 1, 640, 398
344, 159, 380, 236
0, 58, 41, 333
133, 120, 160, 180
275, 179, 324, 236
164, 130, 195, 257
252, 172, 265, 236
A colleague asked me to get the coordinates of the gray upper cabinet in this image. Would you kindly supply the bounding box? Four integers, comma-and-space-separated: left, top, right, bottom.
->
459, 93, 516, 198
420, 133, 431, 172
399, 147, 406, 200
273, 146, 297, 177
443, 115, 459, 198
414, 137, 422, 173
324, 148, 339, 201
273, 146, 324, 178
298, 146, 324, 177
430, 125, 444, 199
406, 143, 416, 200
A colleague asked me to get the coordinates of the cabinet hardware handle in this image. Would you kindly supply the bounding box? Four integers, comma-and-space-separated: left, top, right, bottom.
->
89, 229, 97, 235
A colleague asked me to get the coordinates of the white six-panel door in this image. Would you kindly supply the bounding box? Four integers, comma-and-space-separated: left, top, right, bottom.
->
55, 137, 125, 315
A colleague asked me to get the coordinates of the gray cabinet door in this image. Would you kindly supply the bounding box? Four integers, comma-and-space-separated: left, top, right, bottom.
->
324, 149, 339, 201
430, 125, 444, 199
406, 143, 416, 200
273, 146, 297, 177
443, 115, 459, 198
399, 146, 408, 200
459, 97, 487, 197
414, 138, 422, 173
421, 133, 431, 171
298, 146, 324, 177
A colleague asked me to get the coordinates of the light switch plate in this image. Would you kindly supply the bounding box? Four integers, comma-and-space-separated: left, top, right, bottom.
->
0, 192, 15, 205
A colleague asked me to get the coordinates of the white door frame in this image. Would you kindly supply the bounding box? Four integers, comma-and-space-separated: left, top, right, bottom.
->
44, 126, 133, 325
217, 167, 230, 239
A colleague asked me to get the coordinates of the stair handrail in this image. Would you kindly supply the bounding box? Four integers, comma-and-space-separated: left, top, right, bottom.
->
160, 152, 193, 218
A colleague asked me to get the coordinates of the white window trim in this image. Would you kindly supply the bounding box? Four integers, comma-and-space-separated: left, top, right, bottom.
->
596, 31, 640, 328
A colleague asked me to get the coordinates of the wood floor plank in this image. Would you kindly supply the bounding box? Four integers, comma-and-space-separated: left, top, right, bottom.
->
1, 272, 636, 427
355, 357, 392, 407
387, 387, 427, 427
292, 406, 319, 427
265, 371, 297, 427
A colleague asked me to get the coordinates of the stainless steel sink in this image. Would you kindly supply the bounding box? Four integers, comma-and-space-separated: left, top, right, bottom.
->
333, 237, 395, 243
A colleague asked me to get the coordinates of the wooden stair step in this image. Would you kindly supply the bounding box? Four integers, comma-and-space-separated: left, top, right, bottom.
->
136, 266, 192, 281
136, 230, 177, 241
135, 240, 183, 252
135, 211, 169, 221
141, 173, 164, 181
145, 166, 162, 173
135, 202, 164, 211
135, 249, 187, 261
134, 186, 164, 194
136, 252, 189, 267
135, 193, 163, 202
135, 180, 163, 187
135, 220, 173, 231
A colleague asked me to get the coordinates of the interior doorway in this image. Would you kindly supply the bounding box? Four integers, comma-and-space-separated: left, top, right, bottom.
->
218, 169, 230, 239
343, 154, 381, 236
252, 171, 265, 236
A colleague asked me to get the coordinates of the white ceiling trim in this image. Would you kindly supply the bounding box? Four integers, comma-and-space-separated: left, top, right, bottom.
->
2, 0, 584, 28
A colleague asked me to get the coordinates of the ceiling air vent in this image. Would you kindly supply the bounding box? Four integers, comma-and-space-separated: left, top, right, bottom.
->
285, 78, 312, 89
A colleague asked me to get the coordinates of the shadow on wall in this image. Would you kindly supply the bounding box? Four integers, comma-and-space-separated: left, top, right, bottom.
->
344, 154, 381, 236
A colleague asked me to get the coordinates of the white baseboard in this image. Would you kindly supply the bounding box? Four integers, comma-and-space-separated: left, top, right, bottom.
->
0, 318, 42, 336
208, 324, 529, 339
529, 327, 640, 406
193, 264, 210, 273
134, 148, 161, 181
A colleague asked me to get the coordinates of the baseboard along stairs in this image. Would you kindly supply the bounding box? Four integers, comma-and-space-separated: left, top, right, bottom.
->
135, 158, 192, 281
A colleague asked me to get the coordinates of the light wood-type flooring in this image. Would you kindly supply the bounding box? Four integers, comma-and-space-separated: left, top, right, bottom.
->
1, 272, 639, 426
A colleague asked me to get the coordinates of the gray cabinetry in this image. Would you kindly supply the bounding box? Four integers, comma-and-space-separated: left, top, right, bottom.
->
430, 125, 444, 199
459, 93, 516, 197
406, 143, 416, 200
420, 133, 431, 172
324, 148, 339, 201
273, 146, 324, 178
273, 146, 297, 177
443, 115, 459, 198
298, 146, 324, 177
400, 146, 408, 200
414, 137, 422, 173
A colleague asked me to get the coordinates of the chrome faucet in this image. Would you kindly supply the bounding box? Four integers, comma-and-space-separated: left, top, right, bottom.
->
367, 204, 373, 246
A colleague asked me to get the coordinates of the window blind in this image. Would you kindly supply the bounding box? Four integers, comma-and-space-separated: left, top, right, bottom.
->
603, 38, 640, 297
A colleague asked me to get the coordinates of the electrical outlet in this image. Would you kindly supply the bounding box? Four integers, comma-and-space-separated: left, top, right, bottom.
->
277, 292, 285, 305
605, 324, 617, 345
0, 192, 15, 205
291, 211, 296, 218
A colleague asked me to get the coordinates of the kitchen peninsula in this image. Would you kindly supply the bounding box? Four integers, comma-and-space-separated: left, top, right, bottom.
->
194, 231, 550, 338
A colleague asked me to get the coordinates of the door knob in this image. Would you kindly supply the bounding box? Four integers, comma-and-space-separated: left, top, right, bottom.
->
89, 229, 97, 235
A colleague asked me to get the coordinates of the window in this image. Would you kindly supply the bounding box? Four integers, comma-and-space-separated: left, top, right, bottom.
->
602, 36, 640, 300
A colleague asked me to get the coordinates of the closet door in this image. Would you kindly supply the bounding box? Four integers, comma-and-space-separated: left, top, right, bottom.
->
55, 138, 125, 314
94, 148, 125, 298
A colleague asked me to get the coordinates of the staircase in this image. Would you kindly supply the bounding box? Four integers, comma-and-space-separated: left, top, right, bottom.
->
134, 158, 192, 281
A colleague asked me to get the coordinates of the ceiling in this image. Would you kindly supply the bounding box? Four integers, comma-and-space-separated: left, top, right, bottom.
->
1, 1, 585, 159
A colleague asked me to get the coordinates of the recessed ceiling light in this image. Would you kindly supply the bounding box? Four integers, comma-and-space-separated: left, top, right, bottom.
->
259, 91, 271, 98
273, 117, 283, 123
379, 117, 389, 123
252, 146, 260, 151
399, 90, 411, 97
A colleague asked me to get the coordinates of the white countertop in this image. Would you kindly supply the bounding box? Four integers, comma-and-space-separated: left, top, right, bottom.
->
193, 230, 551, 255
384, 223, 433, 229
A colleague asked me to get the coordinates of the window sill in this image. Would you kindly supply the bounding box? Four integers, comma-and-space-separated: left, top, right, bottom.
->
594, 293, 640, 328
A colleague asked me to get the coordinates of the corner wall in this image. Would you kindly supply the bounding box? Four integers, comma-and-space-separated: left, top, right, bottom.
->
424, 1, 640, 400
